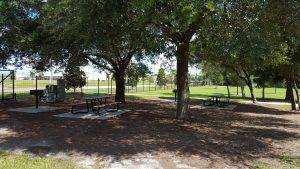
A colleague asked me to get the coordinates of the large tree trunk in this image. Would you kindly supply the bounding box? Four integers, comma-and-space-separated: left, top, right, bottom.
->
288, 80, 296, 110
115, 69, 126, 103
175, 43, 190, 119
285, 72, 296, 110
285, 84, 292, 101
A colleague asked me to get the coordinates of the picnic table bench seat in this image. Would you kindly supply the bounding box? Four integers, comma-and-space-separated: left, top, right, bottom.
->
218, 97, 230, 107
200, 98, 212, 106
70, 101, 87, 114
93, 101, 122, 114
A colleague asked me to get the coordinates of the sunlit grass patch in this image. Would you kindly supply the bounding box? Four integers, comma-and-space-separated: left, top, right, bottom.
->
251, 163, 271, 169
280, 153, 300, 169
0, 151, 76, 169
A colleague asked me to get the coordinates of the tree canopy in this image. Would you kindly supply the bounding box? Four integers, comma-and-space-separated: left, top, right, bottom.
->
1, 0, 300, 113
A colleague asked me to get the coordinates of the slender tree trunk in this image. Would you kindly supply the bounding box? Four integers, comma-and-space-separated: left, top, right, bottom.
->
115, 69, 126, 103
176, 43, 190, 119
226, 83, 230, 98
249, 85, 256, 103
241, 86, 246, 98
247, 80, 256, 103
236, 85, 239, 95
294, 80, 300, 110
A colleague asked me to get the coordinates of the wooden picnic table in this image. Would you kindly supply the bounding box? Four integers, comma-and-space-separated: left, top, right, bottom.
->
208, 94, 224, 105
71, 95, 112, 114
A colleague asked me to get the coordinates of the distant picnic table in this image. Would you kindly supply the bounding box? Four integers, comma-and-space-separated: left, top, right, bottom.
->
71, 94, 112, 114
208, 94, 224, 104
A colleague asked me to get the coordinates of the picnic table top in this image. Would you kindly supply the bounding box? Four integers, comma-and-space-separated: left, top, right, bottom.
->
82, 95, 112, 100
208, 94, 224, 97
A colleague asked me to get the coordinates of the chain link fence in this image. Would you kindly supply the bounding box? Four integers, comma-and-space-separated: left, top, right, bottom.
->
9, 72, 203, 100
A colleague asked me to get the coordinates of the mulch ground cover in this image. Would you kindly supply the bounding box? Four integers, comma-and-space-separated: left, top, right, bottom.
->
0, 99, 299, 168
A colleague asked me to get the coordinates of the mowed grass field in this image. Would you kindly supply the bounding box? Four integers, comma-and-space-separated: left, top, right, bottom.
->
9, 85, 287, 100
126, 86, 285, 100
6, 80, 116, 88
0, 152, 76, 169
3, 85, 291, 110
4, 80, 155, 89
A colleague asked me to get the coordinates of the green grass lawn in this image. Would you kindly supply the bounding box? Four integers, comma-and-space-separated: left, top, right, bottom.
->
7, 80, 158, 89
10, 85, 292, 110
0, 152, 75, 169
251, 153, 300, 169
125, 85, 287, 100
13, 85, 288, 101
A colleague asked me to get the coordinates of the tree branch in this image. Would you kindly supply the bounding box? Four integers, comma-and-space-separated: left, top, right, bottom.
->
83, 55, 115, 73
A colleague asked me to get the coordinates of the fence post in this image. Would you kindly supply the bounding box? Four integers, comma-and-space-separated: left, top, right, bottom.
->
107, 77, 109, 94
110, 77, 113, 95
98, 78, 100, 95
86, 77, 88, 89
143, 78, 144, 92
35, 75, 38, 109
127, 80, 129, 93
12, 71, 15, 100
2, 74, 4, 100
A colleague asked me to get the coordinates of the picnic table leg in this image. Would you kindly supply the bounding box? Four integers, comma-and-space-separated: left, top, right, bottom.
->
86, 100, 90, 112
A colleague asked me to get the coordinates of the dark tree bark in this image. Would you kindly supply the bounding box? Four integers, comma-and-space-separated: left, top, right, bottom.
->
175, 42, 190, 119
248, 82, 257, 103
225, 77, 230, 98
115, 69, 126, 103
285, 73, 296, 110
285, 84, 292, 101
236, 85, 239, 95
226, 84, 230, 98
288, 80, 296, 110
244, 73, 256, 103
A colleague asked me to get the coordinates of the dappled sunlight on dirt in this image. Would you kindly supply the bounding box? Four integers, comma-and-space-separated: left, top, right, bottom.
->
0, 99, 299, 168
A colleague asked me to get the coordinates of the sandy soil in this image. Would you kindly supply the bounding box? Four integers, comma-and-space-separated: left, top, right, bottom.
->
0, 99, 300, 169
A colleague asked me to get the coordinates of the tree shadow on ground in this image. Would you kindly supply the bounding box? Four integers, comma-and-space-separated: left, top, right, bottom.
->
0, 100, 299, 167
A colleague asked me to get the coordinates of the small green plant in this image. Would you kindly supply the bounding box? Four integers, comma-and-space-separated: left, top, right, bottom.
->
280, 154, 300, 169
251, 163, 271, 169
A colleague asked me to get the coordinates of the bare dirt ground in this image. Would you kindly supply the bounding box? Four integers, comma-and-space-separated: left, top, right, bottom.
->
0, 99, 300, 169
